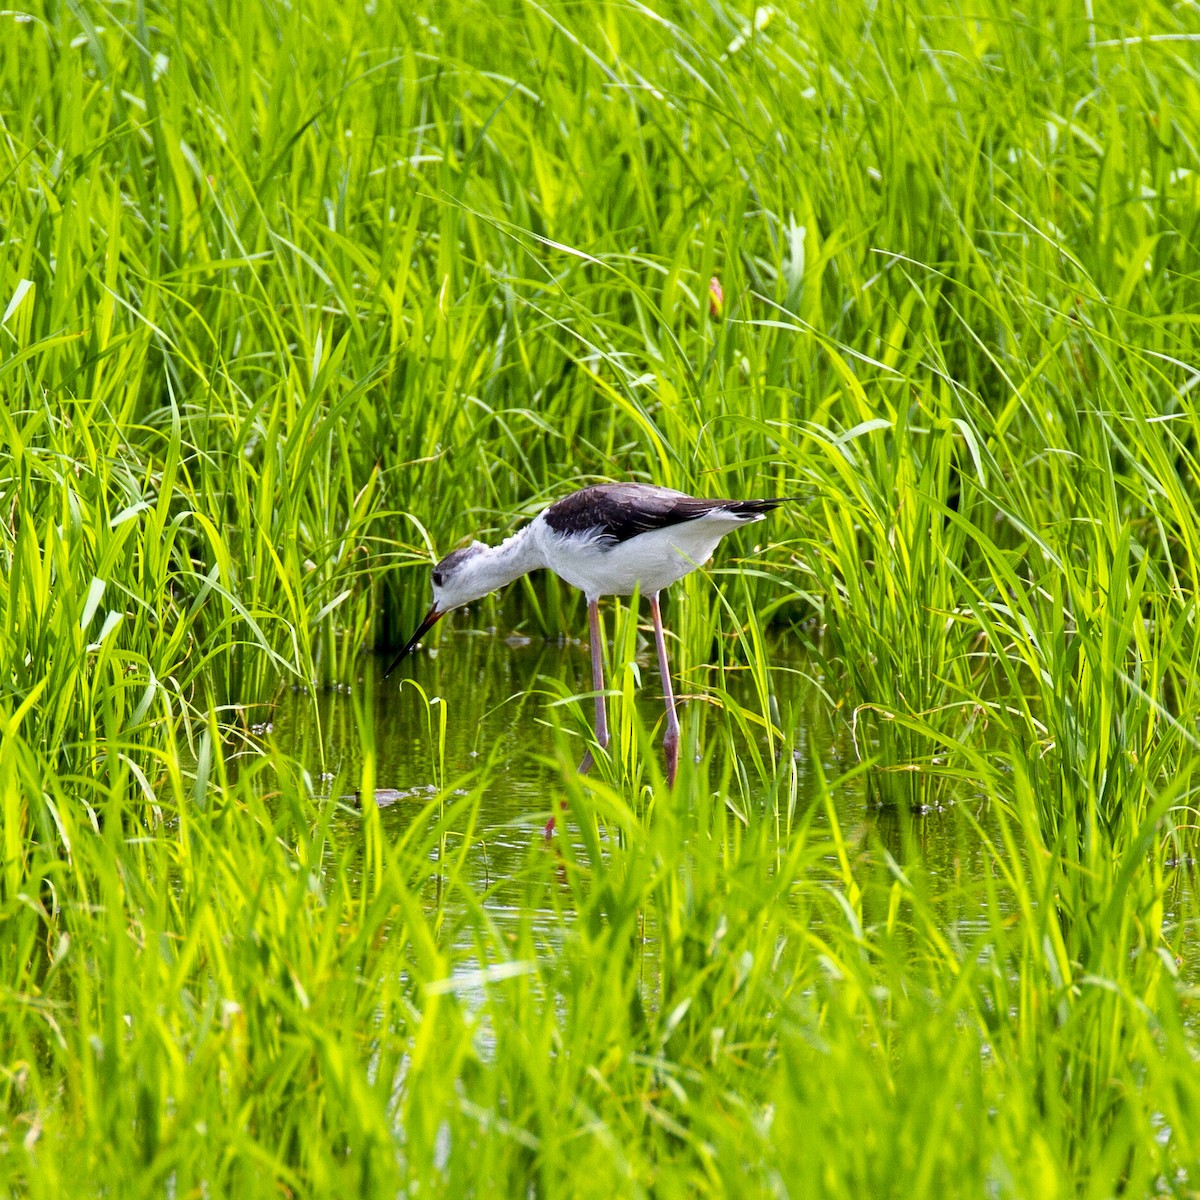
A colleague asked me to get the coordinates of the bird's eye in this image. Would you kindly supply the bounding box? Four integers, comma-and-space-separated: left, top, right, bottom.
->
432, 571, 443, 587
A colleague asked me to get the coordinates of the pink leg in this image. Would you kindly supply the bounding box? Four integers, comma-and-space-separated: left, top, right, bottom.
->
580, 598, 610, 768
546, 599, 608, 837
650, 592, 679, 787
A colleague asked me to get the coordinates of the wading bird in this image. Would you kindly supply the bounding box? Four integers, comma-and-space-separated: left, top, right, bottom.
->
386, 483, 788, 802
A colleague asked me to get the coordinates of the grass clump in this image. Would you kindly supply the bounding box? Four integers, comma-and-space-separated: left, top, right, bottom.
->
4, 0, 1200, 1194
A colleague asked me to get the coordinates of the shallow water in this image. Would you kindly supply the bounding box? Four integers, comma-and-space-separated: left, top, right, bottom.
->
270, 621, 1199, 1026
273, 624, 994, 921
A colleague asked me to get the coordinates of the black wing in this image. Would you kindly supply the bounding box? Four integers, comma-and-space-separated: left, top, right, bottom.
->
542, 484, 786, 546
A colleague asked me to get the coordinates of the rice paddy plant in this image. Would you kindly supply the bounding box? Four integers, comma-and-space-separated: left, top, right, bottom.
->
787, 389, 983, 810
5, 0, 1200, 1192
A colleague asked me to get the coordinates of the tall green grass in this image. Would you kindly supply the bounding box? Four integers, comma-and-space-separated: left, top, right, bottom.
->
3, 0, 1200, 1193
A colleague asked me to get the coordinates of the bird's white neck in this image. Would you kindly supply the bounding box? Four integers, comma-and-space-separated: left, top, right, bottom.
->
464, 524, 546, 599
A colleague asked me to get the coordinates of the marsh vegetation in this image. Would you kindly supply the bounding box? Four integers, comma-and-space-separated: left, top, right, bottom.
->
3, 0, 1200, 1193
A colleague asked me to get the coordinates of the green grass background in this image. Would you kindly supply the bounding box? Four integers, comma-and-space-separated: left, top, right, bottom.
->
3, 0, 1200, 1194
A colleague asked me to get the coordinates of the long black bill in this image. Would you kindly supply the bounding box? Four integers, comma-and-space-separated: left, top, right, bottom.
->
384, 606, 445, 677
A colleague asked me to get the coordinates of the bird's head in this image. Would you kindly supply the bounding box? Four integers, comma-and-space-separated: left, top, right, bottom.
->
385, 542, 489, 675
429, 541, 490, 611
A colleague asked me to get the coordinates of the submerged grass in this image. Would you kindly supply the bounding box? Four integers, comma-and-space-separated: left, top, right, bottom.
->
4, 0, 1200, 1192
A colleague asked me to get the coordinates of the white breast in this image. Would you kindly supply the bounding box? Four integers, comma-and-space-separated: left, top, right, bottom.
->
533, 510, 762, 601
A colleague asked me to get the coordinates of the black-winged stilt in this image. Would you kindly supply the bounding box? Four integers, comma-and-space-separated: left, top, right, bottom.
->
386, 483, 789, 798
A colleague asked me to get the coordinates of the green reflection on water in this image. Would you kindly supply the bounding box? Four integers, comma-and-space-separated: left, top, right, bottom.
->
275, 630, 993, 916
270, 622, 1200, 1036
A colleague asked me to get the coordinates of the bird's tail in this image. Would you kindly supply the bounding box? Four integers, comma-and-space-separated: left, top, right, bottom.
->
722, 497, 801, 520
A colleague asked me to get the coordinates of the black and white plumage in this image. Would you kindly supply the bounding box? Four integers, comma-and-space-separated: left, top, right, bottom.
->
541, 485, 784, 544
387, 483, 790, 802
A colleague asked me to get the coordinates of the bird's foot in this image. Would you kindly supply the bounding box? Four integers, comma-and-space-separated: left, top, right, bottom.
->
545, 793, 569, 840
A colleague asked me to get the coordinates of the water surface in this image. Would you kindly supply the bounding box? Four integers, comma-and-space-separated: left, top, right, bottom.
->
270, 622, 1199, 1024
274, 625, 993, 919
